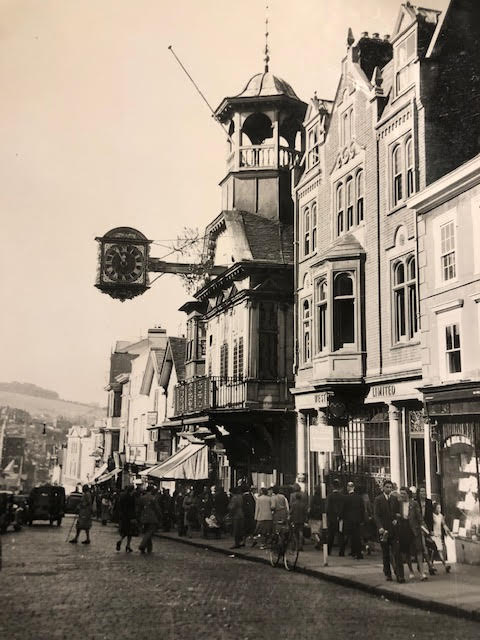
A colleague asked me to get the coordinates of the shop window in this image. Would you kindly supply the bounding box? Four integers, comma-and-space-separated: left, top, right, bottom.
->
445, 323, 462, 373
356, 170, 364, 223
333, 272, 355, 350
392, 254, 417, 343
302, 299, 312, 363
315, 279, 328, 353
440, 221, 456, 282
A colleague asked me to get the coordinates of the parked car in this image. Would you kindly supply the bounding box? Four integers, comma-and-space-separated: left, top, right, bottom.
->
65, 491, 83, 514
27, 485, 65, 526
0, 491, 23, 533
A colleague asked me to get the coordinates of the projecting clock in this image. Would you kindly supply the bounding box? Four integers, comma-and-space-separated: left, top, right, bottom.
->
95, 227, 151, 301
103, 243, 145, 283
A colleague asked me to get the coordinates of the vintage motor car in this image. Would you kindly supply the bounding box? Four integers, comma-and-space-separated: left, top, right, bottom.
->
27, 484, 66, 526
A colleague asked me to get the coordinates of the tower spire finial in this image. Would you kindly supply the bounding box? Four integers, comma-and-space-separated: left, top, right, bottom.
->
264, 2, 270, 73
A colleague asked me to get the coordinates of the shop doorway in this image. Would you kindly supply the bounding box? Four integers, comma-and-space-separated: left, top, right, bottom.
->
409, 436, 426, 489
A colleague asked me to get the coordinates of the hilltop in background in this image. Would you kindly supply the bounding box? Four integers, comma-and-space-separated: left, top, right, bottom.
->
0, 381, 105, 423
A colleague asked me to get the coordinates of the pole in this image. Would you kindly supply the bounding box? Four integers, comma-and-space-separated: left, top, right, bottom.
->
167, 46, 234, 145
65, 515, 78, 542
319, 452, 328, 566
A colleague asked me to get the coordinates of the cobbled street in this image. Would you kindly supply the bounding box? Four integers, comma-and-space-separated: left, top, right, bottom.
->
1, 518, 479, 640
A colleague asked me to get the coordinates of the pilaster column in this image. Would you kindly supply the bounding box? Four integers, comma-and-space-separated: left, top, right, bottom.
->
388, 404, 402, 487
296, 412, 307, 492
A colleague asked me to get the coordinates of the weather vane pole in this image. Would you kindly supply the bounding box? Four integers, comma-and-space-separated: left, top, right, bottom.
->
264, 2, 270, 73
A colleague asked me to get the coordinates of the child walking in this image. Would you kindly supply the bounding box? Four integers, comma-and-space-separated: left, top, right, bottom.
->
432, 502, 453, 573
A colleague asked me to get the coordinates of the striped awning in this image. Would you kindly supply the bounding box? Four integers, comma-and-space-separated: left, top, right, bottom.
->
140, 444, 208, 481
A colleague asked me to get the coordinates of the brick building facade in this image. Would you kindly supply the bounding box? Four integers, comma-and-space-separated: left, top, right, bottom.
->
292, 0, 480, 497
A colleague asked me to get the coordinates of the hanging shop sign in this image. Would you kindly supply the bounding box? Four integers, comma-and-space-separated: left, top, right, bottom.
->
310, 424, 334, 453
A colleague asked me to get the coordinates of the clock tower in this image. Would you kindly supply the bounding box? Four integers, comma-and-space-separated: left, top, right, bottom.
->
214, 66, 307, 223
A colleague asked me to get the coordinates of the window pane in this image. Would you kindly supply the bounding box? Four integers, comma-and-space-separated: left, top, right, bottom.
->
394, 262, 405, 285
395, 289, 406, 339
334, 273, 353, 297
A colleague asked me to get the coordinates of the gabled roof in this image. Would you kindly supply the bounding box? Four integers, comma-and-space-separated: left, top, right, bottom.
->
317, 233, 366, 263
158, 337, 187, 389
139, 345, 168, 396
392, 2, 441, 41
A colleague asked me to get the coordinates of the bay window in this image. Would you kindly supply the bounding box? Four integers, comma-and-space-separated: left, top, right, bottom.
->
333, 272, 355, 350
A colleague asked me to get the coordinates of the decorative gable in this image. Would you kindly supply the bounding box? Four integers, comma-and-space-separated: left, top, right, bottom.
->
331, 140, 366, 174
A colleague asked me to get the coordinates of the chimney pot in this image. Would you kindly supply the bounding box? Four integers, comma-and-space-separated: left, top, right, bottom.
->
372, 33, 380, 39
361, 31, 369, 38
384, 34, 390, 41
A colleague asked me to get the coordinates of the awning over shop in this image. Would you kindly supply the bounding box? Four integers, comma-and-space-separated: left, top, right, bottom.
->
93, 463, 108, 481
94, 467, 121, 484
141, 443, 208, 481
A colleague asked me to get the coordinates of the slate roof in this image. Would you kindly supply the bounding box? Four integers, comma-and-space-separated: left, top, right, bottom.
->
168, 337, 187, 382
217, 210, 294, 265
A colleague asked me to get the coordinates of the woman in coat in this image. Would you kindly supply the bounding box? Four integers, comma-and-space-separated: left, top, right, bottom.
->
69, 485, 93, 545
228, 486, 245, 549
182, 487, 197, 538
116, 485, 137, 552
396, 486, 428, 581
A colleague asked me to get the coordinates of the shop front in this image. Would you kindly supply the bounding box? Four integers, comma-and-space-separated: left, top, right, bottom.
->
423, 382, 480, 564
295, 378, 425, 499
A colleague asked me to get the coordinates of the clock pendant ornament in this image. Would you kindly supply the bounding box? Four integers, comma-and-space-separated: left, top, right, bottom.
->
95, 227, 151, 301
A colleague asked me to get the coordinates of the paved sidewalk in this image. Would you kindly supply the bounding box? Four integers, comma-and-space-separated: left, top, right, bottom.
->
155, 530, 480, 622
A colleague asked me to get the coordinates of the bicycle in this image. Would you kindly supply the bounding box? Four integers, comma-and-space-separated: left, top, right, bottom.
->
266, 520, 299, 571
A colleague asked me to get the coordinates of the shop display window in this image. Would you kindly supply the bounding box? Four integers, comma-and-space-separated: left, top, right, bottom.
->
441, 429, 480, 541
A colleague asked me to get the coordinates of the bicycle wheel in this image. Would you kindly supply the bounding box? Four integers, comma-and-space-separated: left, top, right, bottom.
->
284, 532, 299, 571
268, 535, 281, 567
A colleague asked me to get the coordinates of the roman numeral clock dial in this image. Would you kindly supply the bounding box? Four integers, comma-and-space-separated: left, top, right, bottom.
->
103, 244, 144, 283
95, 228, 151, 301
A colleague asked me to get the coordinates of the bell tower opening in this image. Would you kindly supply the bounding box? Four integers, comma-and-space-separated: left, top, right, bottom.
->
215, 72, 307, 222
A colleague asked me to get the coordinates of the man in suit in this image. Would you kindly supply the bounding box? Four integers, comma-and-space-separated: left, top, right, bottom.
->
326, 479, 345, 555
374, 479, 404, 582
340, 481, 365, 559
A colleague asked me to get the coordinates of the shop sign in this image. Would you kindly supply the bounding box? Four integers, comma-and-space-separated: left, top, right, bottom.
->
147, 411, 158, 426
314, 392, 330, 408
310, 425, 334, 453
372, 384, 396, 398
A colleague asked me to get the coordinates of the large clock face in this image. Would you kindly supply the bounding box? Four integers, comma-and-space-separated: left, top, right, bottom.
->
103, 243, 145, 283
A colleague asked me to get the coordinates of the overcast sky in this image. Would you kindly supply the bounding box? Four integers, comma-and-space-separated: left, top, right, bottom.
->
0, 0, 449, 405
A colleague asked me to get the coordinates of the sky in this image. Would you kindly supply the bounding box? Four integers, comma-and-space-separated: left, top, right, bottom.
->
0, 0, 449, 405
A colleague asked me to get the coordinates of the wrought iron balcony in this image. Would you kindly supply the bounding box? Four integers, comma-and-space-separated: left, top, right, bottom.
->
173, 376, 293, 416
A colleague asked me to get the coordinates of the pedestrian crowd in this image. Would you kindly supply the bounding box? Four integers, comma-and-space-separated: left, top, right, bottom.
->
67, 479, 454, 582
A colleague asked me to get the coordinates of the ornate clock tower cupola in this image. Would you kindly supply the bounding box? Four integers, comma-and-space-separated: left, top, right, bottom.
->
214, 49, 307, 224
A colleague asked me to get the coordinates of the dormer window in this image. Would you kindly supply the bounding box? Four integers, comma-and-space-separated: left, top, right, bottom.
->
308, 125, 320, 169
395, 31, 416, 95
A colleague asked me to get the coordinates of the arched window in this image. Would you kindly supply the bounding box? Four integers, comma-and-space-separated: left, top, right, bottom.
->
336, 183, 344, 236
346, 176, 354, 230
304, 207, 310, 256
302, 299, 311, 363
333, 272, 355, 350
393, 145, 403, 206
392, 255, 418, 343
356, 170, 364, 223
312, 203, 317, 252
315, 279, 328, 353
406, 138, 414, 197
